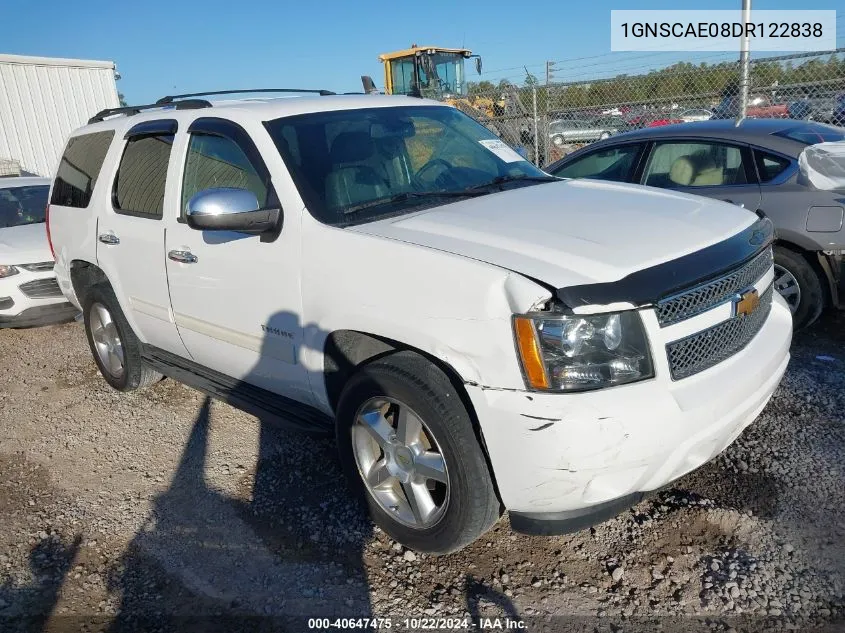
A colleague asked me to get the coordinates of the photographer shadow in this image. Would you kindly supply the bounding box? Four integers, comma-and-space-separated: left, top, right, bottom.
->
105, 311, 373, 632
0, 533, 81, 633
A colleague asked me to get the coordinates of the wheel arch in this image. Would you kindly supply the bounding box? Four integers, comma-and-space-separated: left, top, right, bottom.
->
774, 240, 833, 305
70, 260, 148, 338
323, 329, 502, 501
323, 329, 471, 416
69, 259, 109, 306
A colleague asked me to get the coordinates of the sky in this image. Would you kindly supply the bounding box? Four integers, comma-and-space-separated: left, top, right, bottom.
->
3, 0, 843, 105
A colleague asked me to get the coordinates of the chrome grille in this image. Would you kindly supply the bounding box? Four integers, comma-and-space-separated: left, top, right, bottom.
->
656, 248, 773, 327
20, 261, 55, 272
18, 278, 62, 299
666, 284, 773, 381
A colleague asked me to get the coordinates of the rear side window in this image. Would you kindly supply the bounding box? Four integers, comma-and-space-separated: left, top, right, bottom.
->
50, 131, 115, 208
113, 134, 175, 218
754, 151, 792, 182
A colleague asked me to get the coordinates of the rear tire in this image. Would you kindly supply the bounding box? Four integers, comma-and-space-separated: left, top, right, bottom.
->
336, 351, 501, 555
773, 246, 824, 330
82, 283, 162, 392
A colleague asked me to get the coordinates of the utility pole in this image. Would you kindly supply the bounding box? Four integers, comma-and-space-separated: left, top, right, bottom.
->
737, 0, 752, 126
545, 61, 555, 86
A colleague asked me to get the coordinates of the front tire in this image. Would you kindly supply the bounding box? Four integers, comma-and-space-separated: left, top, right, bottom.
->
336, 351, 501, 555
773, 246, 824, 330
83, 283, 162, 392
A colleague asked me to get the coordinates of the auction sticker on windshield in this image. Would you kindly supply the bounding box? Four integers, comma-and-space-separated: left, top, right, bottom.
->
479, 139, 525, 163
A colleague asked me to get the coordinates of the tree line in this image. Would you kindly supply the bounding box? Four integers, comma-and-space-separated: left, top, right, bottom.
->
467, 54, 845, 115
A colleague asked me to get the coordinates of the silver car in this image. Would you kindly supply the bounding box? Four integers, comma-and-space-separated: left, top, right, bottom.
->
546, 119, 845, 329
549, 116, 626, 146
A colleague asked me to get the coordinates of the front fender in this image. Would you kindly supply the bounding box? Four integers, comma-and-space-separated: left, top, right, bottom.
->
300, 218, 550, 409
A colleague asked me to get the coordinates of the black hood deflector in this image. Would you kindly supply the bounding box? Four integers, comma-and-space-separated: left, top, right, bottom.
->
557, 217, 775, 309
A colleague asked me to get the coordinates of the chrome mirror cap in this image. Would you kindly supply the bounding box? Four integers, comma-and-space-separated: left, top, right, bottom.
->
186, 187, 260, 217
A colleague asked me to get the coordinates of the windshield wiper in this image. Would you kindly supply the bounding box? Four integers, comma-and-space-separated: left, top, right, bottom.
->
341, 190, 486, 216
465, 175, 560, 191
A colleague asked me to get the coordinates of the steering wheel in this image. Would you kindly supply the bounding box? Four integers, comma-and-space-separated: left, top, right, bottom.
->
413, 158, 454, 189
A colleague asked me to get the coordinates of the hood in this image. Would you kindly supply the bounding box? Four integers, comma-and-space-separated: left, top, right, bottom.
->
348, 179, 757, 288
0, 223, 52, 265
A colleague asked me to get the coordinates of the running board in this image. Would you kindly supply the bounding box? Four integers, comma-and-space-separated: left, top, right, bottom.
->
141, 345, 334, 436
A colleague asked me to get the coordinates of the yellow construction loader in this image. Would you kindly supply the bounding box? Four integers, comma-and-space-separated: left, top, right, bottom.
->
361, 46, 536, 159
362, 45, 504, 119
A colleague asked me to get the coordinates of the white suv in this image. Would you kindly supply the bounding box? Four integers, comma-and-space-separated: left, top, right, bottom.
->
47, 91, 792, 554
0, 177, 78, 327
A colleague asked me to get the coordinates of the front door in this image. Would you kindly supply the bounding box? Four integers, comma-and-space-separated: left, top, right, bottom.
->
95, 120, 189, 357
163, 117, 313, 406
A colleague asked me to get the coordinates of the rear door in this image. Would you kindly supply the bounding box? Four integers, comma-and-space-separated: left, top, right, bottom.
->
638, 139, 763, 212
95, 120, 189, 357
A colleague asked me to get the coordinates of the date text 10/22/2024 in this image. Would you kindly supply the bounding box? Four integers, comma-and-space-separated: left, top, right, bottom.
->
307, 617, 527, 630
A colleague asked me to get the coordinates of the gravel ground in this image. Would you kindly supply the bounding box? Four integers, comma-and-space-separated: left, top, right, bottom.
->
0, 310, 843, 633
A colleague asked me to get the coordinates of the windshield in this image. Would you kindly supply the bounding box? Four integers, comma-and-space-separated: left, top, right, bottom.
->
774, 123, 845, 145
390, 54, 466, 97
0, 185, 49, 228
265, 105, 550, 226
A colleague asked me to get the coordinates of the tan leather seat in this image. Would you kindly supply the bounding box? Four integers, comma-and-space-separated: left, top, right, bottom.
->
668, 152, 724, 186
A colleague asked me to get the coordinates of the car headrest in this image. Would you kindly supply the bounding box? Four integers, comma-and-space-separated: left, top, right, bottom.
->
669, 151, 720, 186
330, 132, 375, 164
668, 156, 696, 186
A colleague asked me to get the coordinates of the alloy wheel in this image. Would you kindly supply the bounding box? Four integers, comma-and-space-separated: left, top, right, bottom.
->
89, 302, 125, 378
352, 397, 450, 529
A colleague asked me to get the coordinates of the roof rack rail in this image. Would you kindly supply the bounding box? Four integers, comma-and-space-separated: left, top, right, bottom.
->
156, 88, 336, 104
88, 99, 212, 124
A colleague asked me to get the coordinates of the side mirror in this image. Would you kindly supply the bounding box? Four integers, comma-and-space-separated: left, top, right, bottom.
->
361, 75, 379, 94
186, 188, 281, 234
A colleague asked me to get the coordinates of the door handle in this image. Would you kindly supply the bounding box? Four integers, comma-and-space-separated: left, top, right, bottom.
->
98, 233, 120, 245
722, 199, 745, 208
168, 250, 198, 264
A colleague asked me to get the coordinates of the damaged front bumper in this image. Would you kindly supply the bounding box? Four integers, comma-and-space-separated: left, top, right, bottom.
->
466, 295, 792, 535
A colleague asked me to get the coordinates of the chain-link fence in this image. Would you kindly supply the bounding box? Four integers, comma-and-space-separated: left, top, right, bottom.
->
456, 48, 845, 167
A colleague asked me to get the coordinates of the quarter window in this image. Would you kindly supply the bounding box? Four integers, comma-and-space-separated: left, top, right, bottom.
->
50, 131, 115, 208
642, 142, 748, 188
181, 134, 269, 214
113, 134, 174, 218
550, 145, 641, 182
755, 151, 792, 182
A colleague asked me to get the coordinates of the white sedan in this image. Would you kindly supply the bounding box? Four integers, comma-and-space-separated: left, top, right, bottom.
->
0, 177, 78, 327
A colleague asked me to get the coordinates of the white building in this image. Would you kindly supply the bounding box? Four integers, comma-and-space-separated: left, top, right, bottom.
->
0, 54, 120, 177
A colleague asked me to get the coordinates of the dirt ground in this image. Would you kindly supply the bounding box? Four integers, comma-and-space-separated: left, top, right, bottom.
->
0, 309, 843, 633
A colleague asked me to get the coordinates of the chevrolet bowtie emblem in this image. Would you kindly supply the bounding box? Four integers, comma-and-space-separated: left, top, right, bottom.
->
734, 289, 760, 317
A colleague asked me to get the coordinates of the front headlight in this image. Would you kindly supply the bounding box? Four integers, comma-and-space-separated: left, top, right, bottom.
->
513, 309, 654, 392
0, 265, 20, 279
